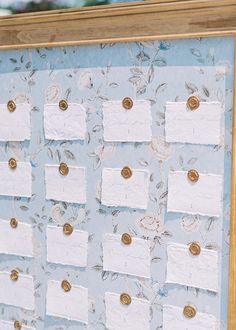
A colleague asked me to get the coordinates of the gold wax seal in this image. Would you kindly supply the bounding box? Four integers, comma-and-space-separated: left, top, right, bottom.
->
61, 280, 71, 292
8, 158, 17, 170
121, 233, 132, 245
189, 242, 201, 256
120, 293, 132, 305
63, 223, 73, 235
122, 97, 133, 110
10, 217, 18, 228
7, 100, 16, 112
59, 162, 69, 176
121, 166, 132, 179
14, 320, 22, 330
10, 269, 19, 281
187, 169, 199, 183
59, 99, 68, 111
183, 305, 197, 318
187, 96, 200, 111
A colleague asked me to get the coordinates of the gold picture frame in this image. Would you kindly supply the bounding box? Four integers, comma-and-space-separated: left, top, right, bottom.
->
0, 0, 235, 328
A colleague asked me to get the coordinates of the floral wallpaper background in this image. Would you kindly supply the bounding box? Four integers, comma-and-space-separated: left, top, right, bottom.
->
0, 36, 234, 329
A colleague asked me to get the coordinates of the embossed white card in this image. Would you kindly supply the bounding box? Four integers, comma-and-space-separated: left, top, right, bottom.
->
45, 165, 86, 204
103, 233, 151, 278
47, 225, 88, 267
0, 103, 31, 141
105, 292, 150, 330
44, 103, 86, 140
46, 280, 88, 323
102, 100, 152, 142
0, 320, 35, 330
0, 271, 34, 310
163, 305, 217, 330
0, 162, 32, 198
101, 168, 150, 209
167, 171, 223, 217
0, 218, 33, 257
165, 102, 221, 145
166, 243, 218, 292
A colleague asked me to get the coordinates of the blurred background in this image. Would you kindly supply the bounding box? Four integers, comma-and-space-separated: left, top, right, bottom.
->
0, 0, 134, 15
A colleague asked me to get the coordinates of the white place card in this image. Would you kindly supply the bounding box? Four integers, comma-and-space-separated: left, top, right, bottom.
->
103, 233, 151, 278
0, 320, 35, 330
0, 103, 31, 141
163, 305, 217, 330
46, 280, 88, 323
166, 243, 218, 292
47, 226, 88, 267
102, 100, 152, 142
0, 271, 35, 310
101, 168, 150, 209
165, 101, 221, 145
105, 292, 150, 330
0, 162, 32, 198
0, 218, 33, 257
167, 171, 223, 217
44, 103, 86, 140
45, 165, 86, 204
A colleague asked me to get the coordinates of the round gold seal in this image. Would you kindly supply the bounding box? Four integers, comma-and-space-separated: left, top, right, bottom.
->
121, 233, 132, 245
187, 169, 199, 183
14, 320, 22, 330
59, 162, 69, 176
59, 99, 68, 111
61, 280, 71, 292
10, 217, 18, 228
122, 97, 133, 110
183, 305, 197, 318
121, 166, 132, 179
7, 100, 16, 112
63, 223, 73, 235
8, 158, 17, 170
120, 293, 132, 305
10, 269, 19, 281
187, 96, 200, 111
189, 242, 201, 256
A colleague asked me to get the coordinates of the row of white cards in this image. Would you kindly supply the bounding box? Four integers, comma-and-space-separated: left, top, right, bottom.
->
0, 162, 223, 216
0, 275, 217, 330
1, 100, 222, 145
0, 220, 219, 292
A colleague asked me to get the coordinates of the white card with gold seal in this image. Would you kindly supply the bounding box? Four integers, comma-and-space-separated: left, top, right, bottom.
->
0, 161, 32, 198
44, 103, 86, 140
166, 242, 218, 292
0, 103, 31, 141
0, 320, 35, 330
45, 165, 86, 204
46, 280, 88, 323
101, 168, 150, 209
47, 225, 88, 267
163, 305, 217, 330
105, 292, 150, 330
102, 99, 152, 142
0, 271, 35, 310
165, 101, 222, 145
0, 218, 33, 257
103, 233, 151, 278
167, 171, 223, 217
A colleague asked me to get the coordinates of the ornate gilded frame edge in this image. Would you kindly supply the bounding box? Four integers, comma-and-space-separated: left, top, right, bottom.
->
0, 1, 235, 329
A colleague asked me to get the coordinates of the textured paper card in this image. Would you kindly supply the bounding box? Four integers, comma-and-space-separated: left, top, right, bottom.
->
47, 226, 88, 267
0, 103, 31, 141
46, 280, 88, 323
0, 162, 32, 198
167, 171, 223, 217
163, 305, 217, 330
44, 103, 86, 140
101, 168, 150, 209
45, 165, 86, 204
105, 292, 150, 330
0, 218, 33, 257
0, 320, 35, 330
165, 102, 221, 145
166, 242, 218, 292
0, 271, 34, 310
102, 100, 152, 142
103, 233, 151, 278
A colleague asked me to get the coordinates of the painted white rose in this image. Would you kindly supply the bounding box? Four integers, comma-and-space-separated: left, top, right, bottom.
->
50, 204, 65, 225
78, 70, 93, 90
149, 136, 172, 161
180, 214, 201, 233
95, 145, 116, 161
15, 92, 31, 104
135, 214, 164, 239
45, 84, 61, 103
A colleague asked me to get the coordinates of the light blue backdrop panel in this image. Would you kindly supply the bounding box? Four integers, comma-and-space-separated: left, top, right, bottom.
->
0, 37, 234, 329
